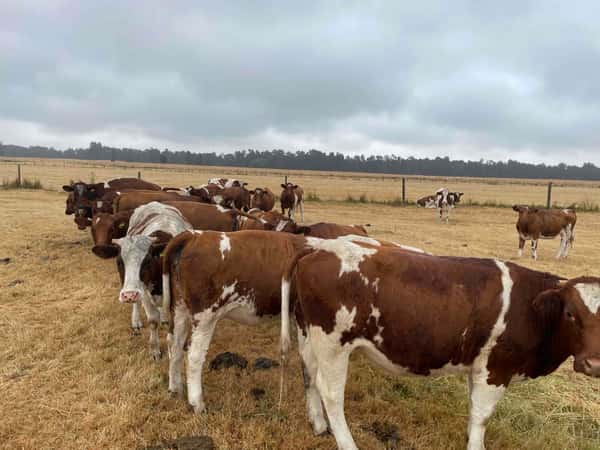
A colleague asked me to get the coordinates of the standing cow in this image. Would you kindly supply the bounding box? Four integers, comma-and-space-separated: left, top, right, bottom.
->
435, 188, 464, 223
281, 242, 600, 450
280, 183, 304, 221
513, 206, 577, 260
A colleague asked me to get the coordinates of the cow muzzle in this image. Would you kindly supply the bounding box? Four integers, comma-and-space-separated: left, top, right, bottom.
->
92, 244, 120, 259
576, 357, 600, 377
120, 290, 141, 304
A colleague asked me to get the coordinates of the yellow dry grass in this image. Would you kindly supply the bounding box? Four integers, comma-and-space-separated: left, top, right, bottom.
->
1, 157, 599, 207
1, 159, 600, 450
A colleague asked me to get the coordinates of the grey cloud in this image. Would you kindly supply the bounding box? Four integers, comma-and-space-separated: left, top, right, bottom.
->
1, 0, 600, 164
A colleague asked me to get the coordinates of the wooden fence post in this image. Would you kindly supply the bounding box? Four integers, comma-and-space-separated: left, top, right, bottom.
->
546, 181, 553, 208
402, 177, 406, 204
284, 175, 288, 185
17, 164, 22, 187
138, 171, 141, 180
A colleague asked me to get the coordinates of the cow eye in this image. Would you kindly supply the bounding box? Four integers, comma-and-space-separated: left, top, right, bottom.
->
565, 310, 576, 321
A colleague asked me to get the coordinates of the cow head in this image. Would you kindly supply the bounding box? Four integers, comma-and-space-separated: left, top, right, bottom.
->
74, 213, 92, 230
450, 192, 464, 205
254, 211, 302, 233
513, 205, 529, 214
91, 212, 130, 258
113, 230, 173, 304
533, 277, 600, 377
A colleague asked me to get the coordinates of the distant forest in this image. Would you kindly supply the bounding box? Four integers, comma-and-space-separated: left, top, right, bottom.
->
1, 141, 599, 180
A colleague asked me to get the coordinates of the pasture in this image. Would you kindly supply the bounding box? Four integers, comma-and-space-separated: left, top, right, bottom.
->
1, 158, 600, 449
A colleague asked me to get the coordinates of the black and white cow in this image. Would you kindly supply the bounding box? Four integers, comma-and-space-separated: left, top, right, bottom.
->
435, 188, 464, 222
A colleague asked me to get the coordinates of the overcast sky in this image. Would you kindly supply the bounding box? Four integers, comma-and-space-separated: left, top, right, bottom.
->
1, 1, 600, 164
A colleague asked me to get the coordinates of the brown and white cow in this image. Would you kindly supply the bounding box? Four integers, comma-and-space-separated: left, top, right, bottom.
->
207, 178, 246, 189
161, 232, 405, 413
281, 243, 600, 450
513, 206, 577, 260
113, 190, 197, 213
280, 183, 304, 221
63, 178, 161, 224
189, 184, 251, 211
250, 187, 275, 211
435, 188, 464, 222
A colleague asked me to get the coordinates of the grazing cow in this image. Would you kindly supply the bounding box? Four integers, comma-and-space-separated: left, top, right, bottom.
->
416, 194, 436, 208
161, 232, 400, 412
435, 188, 464, 222
250, 187, 275, 212
280, 183, 305, 221
513, 206, 577, 260
281, 243, 600, 450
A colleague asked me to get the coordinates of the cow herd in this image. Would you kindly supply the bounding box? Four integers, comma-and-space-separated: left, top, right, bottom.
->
61, 177, 599, 450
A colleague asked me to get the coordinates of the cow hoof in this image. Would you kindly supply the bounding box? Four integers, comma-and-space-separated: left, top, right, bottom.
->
168, 389, 184, 399
315, 426, 331, 437
151, 350, 162, 361
188, 402, 206, 415
131, 327, 142, 336
161, 320, 169, 327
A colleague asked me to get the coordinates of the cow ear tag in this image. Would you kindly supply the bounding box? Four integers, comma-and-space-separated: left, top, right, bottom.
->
118, 223, 126, 229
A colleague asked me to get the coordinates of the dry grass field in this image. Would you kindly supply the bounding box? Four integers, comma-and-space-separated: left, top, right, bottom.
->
1, 159, 600, 449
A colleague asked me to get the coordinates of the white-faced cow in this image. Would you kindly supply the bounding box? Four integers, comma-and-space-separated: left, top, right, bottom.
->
513, 206, 577, 260
280, 183, 304, 221
161, 232, 406, 413
281, 241, 600, 450
110, 202, 193, 358
435, 188, 464, 222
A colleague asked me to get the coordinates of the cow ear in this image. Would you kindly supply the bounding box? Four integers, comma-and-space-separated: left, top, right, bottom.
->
249, 190, 255, 195
281, 184, 287, 189
149, 230, 173, 256
512, 205, 521, 212
62, 185, 74, 192
293, 184, 299, 189
532, 288, 564, 330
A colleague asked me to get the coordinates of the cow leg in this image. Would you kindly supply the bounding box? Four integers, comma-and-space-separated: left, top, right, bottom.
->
297, 328, 328, 435
131, 301, 143, 334
140, 292, 161, 360
187, 310, 218, 414
466, 371, 506, 450
299, 201, 305, 222
168, 304, 190, 398
517, 237, 525, 258
531, 239, 539, 260
311, 333, 356, 450
556, 230, 567, 259
153, 294, 169, 325
563, 225, 573, 258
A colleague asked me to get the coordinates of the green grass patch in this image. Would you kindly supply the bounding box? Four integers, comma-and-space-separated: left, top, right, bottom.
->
1, 177, 44, 189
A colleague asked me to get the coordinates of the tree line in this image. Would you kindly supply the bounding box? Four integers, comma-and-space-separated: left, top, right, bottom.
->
1, 141, 599, 180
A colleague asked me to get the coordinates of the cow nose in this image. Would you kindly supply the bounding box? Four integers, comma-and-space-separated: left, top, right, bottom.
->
120, 291, 140, 304
583, 357, 600, 377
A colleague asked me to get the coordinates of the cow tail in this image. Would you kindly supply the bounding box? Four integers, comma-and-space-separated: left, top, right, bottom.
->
161, 231, 194, 325
279, 247, 314, 409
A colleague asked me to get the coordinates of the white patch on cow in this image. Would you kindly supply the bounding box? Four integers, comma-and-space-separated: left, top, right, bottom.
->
337, 234, 381, 247
369, 306, 384, 345
464, 260, 513, 450
219, 233, 231, 260
275, 220, 288, 232
306, 237, 378, 277
575, 283, 600, 314
372, 277, 380, 293
215, 281, 259, 325
103, 182, 110, 188
215, 204, 229, 213
95, 217, 101, 225
394, 243, 426, 254
96, 201, 103, 208
359, 273, 370, 286
212, 195, 224, 205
